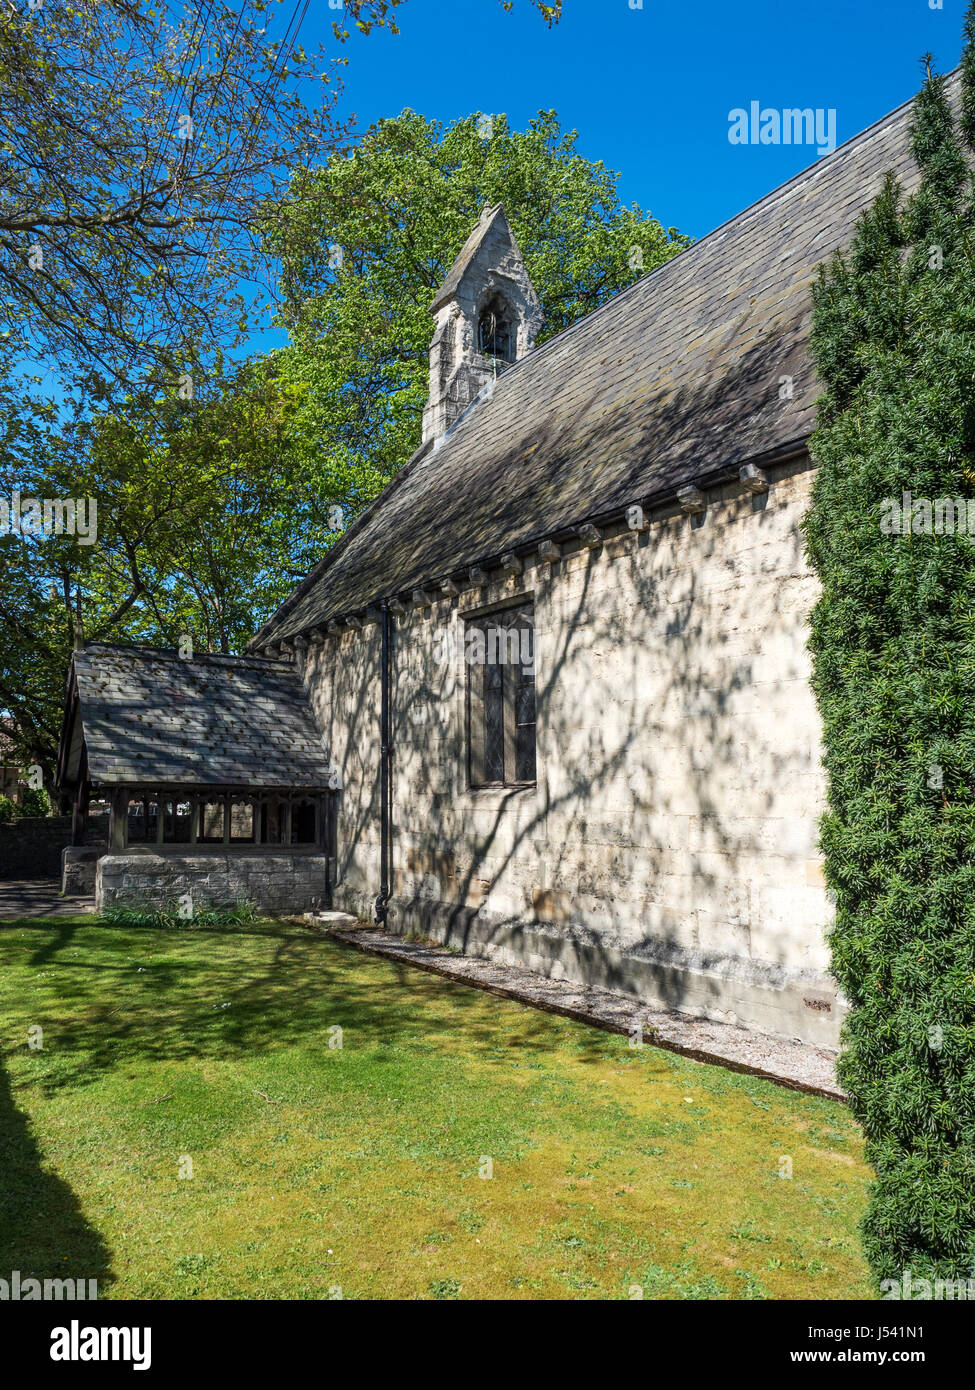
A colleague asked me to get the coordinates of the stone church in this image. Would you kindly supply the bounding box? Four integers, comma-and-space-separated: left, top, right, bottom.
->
57, 86, 934, 1049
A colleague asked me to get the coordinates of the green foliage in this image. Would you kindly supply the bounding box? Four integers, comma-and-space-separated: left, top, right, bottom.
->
805, 18, 975, 1286
2, 108, 685, 786
0, 355, 334, 783
100, 900, 260, 930
0, 787, 52, 821
265, 108, 689, 510
0, 0, 373, 391
18, 787, 50, 818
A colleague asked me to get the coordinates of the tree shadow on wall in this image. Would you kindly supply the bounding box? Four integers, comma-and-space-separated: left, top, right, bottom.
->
380, 480, 817, 1018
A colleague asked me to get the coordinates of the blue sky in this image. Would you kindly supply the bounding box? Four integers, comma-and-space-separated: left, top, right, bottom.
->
232, 0, 963, 357
24, 0, 966, 378
323, 0, 963, 240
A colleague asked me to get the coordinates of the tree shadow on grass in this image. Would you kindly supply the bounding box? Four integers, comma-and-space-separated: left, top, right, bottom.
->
14, 919, 603, 1097
0, 1054, 112, 1291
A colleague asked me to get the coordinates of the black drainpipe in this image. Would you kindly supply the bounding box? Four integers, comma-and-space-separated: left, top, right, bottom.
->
375, 599, 392, 924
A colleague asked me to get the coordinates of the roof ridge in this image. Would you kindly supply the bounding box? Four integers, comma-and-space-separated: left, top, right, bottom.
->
302, 78, 930, 503
291, 75, 933, 485
82, 641, 293, 670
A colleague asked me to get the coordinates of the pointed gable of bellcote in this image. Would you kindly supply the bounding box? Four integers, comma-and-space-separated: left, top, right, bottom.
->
421, 203, 543, 446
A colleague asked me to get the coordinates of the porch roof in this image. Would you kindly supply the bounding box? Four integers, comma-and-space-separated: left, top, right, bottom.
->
60, 643, 332, 790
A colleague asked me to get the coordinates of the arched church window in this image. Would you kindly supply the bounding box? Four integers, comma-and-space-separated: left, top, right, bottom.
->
477, 298, 513, 362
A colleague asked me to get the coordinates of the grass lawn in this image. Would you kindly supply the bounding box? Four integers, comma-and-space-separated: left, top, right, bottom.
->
0, 916, 873, 1300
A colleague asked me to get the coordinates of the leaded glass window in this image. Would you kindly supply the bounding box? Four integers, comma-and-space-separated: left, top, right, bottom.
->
468, 604, 536, 788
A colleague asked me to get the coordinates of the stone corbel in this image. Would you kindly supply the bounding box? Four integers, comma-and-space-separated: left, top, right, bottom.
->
739, 463, 769, 494
678, 485, 706, 515
500, 552, 523, 576
574, 523, 601, 549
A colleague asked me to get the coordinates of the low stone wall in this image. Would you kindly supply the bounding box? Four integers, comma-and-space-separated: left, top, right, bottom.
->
0, 816, 73, 879
95, 852, 329, 916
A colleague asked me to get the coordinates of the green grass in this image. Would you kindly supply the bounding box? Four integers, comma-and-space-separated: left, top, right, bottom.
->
0, 917, 873, 1300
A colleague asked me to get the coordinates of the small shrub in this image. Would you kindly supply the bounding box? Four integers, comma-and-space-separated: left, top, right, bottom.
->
18, 786, 50, 817
101, 899, 260, 929
0, 795, 16, 824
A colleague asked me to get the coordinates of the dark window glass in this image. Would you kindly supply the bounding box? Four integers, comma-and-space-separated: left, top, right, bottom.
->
162, 799, 192, 843
292, 800, 318, 845
515, 664, 536, 784
484, 662, 505, 782
260, 801, 283, 845
477, 299, 513, 362
127, 799, 147, 841
468, 604, 536, 788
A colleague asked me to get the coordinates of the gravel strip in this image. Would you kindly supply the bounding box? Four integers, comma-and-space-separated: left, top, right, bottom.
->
308, 916, 844, 1102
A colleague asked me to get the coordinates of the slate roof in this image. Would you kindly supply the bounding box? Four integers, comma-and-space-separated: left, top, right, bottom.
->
69, 643, 331, 788
252, 79, 941, 648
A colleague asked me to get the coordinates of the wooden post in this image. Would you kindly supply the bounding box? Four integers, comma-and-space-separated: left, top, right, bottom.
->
71, 781, 89, 847
70, 749, 89, 847
109, 788, 127, 850
222, 795, 231, 846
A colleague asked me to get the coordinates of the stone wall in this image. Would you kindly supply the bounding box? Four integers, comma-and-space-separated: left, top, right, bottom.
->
301, 455, 842, 1047
95, 852, 329, 916
62, 846, 102, 896
0, 816, 73, 878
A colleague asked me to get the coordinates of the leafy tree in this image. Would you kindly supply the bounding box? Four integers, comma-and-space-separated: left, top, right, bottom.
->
805, 16, 975, 1286
0, 0, 560, 393
265, 109, 689, 511
0, 0, 352, 390
0, 356, 333, 788
0, 0, 566, 788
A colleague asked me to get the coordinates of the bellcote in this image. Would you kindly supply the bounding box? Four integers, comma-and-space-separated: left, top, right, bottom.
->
421, 204, 542, 446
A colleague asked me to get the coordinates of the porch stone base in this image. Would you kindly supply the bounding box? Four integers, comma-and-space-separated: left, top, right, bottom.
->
96, 853, 328, 916
62, 846, 103, 896
333, 885, 845, 1049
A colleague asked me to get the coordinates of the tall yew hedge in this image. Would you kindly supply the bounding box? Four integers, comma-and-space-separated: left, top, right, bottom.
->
805, 14, 975, 1286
